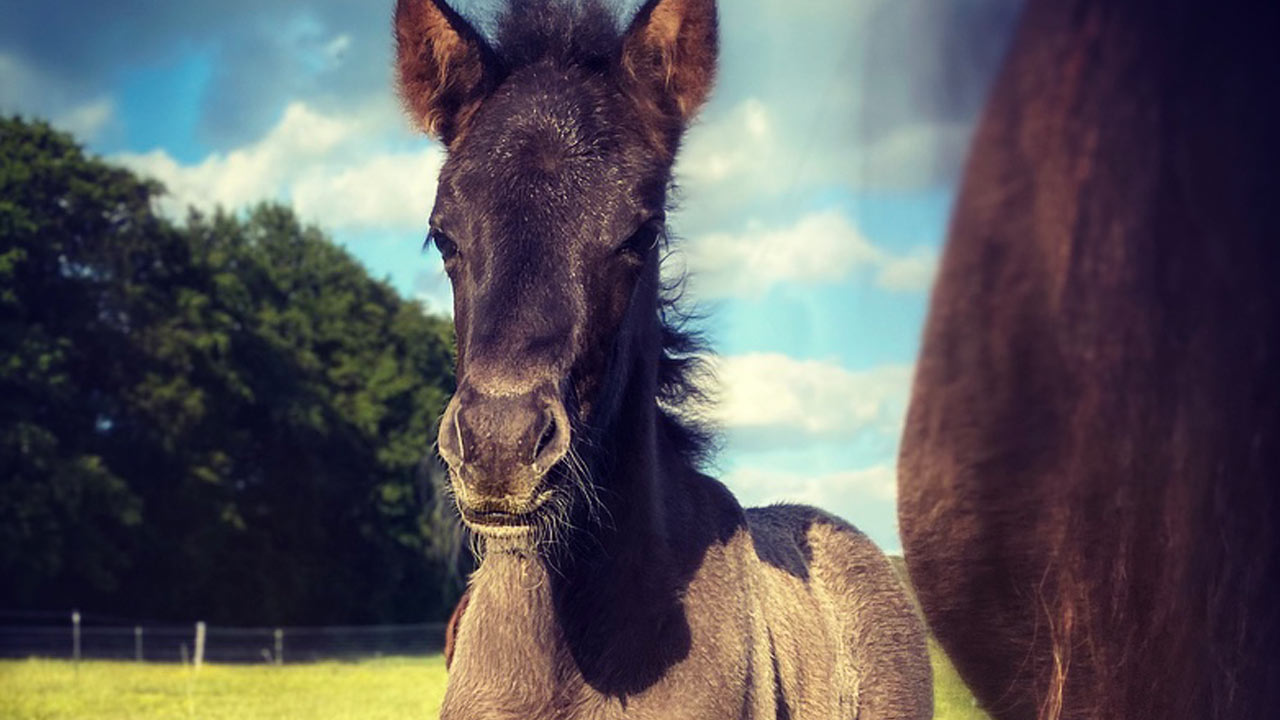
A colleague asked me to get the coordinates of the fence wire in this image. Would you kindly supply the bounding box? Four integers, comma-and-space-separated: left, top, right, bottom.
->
0, 611, 446, 663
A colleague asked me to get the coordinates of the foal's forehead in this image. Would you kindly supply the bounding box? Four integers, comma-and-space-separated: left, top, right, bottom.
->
438, 64, 652, 219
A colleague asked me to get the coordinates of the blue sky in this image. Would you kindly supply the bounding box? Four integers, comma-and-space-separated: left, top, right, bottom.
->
0, 0, 1018, 553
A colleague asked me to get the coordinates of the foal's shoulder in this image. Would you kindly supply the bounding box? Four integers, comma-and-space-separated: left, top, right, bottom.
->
744, 503, 902, 582
744, 503, 867, 545
742, 504, 857, 578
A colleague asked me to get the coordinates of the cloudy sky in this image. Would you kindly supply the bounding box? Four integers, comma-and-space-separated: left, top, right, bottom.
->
1, 0, 1020, 553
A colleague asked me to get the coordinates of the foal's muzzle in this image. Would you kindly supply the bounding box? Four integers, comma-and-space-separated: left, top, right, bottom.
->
437, 383, 570, 527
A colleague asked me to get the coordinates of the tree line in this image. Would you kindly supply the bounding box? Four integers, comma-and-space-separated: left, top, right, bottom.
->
0, 117, 467, 625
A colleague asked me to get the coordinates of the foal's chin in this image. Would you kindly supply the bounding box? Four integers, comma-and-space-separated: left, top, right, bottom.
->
452, 483, 556, 546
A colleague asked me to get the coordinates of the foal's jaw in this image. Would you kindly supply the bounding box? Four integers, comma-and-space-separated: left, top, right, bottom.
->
452, 484, 555, 533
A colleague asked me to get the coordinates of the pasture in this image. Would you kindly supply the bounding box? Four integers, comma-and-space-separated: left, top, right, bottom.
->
0, 645, 986, 719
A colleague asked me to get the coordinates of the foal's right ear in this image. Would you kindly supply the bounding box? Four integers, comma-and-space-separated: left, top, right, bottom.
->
395, 0, 500, 145
621, 0, 718, 124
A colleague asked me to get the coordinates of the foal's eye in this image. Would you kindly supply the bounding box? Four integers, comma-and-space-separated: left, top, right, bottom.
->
618, 221, 663, 260
428, 230, 460, 263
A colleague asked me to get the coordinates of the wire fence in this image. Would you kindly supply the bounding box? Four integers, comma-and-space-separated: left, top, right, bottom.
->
0, 610, 447, 664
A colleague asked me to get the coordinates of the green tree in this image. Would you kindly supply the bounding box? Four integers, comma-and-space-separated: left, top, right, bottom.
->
0, 117, 463, 624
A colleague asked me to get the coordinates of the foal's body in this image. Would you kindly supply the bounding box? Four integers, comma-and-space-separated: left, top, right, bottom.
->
394, 0, 931, 717
447, 471, 929, 719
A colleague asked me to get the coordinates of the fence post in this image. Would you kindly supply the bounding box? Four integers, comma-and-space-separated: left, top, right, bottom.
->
134, 625, 143, 662
194, 621, 206, 670
71, 610, 81, 669
274, 628, 283, 666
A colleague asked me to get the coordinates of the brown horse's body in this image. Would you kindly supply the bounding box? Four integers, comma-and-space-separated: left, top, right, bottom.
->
900, 1, 1280, 719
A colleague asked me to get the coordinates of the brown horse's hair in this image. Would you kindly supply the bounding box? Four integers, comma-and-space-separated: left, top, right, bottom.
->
899, 1, 1280, 719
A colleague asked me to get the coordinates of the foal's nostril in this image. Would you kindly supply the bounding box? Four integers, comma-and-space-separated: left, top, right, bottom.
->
437, 399, 466, 468
440, 385, 570, 480
532, 405, 570, 472
534, 414, 557, 462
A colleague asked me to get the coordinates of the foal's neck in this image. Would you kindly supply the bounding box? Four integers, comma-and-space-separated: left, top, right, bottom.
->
462, 348, 721, 696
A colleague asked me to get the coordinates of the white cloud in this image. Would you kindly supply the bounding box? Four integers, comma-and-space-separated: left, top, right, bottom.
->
678, 98, 778, 189
875, 247, 938, 292
675, 98, 816, 234
290, 148, 442, 230
708, 348, 911, 549
705, 351, 918, 548
708, 353, 912, 448
682, 210, 876, 296
694, 0, 1015, 196
113, 101, 444, 233
54, 98, 115, 141
411, 267, 454, 316
674, 100, 940, 297
0, 52, 115, 142
680, 209, 937, 297
324, 34, 352, 62
724, 464, 898, 509
679, 94, 959, 199
675, 91, 975, 242
853, 121, 975, 190
0, 52, 47, 108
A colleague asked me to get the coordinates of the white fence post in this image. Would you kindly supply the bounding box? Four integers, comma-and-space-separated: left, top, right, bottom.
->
274, 628, 283, 666
194, 621, 206, 670
134, 625, 143, 662
71, 610, 81, 669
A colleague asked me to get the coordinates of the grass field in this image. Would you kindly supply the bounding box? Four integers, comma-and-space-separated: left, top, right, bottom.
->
0, 656, 449, 720
0, 645, 987, 719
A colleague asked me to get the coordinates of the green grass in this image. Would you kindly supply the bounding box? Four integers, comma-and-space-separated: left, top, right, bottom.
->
0, 656, 449, 720
930, 642, 991, 720
0, 649, 986, 719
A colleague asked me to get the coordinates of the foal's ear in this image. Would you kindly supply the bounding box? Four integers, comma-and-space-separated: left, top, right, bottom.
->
395, 0, 500, 144
621, 0, 718, 123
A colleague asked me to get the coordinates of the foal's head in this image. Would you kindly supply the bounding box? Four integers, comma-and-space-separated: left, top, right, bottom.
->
396, 0, 717, 541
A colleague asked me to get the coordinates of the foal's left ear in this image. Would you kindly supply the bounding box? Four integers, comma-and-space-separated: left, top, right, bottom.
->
621, 0, 718, 124
395, 0, 501, 145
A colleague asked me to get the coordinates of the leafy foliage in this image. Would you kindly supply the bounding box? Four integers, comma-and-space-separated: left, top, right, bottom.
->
0, 117, 464, 624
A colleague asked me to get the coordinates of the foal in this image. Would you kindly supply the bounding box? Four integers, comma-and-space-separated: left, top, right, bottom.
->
395, 0, 931, 717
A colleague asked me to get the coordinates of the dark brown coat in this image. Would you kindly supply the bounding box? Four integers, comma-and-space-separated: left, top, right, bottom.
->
899, 1, 1280, 719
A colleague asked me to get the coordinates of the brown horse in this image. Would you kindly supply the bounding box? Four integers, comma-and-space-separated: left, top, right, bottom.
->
899, 1, 1280, 719
395, 0, 931, 717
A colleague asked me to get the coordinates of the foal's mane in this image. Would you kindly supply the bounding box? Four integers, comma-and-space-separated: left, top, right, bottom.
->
484, 0, 718, 469
491, 0, 620, 71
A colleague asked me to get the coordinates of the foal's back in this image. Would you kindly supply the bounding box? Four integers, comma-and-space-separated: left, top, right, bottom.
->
746, 504, 932, 719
